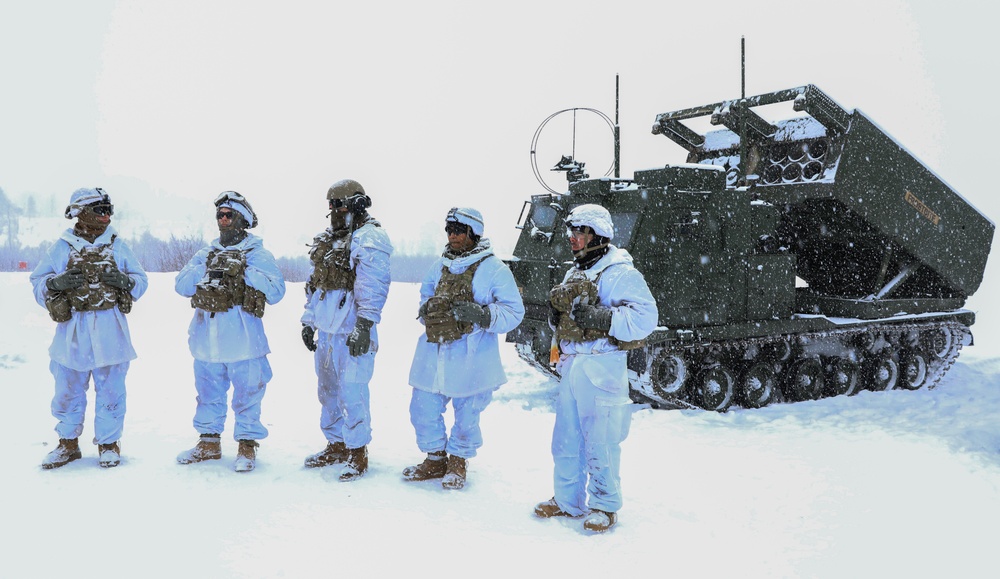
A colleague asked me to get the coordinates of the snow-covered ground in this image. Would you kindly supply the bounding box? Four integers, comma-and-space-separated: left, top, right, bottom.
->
3, 272, 999, 578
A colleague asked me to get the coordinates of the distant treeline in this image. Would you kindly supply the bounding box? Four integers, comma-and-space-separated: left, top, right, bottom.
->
0, 231, 437, 283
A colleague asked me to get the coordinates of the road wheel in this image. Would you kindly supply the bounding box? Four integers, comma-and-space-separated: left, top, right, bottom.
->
739, 362, 778, 408
825, 358, 860, 397
694, 365, 734, 412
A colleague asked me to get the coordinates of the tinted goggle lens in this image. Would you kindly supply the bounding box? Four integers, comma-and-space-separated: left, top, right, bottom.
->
329, 198, 347, 209
216, 210, 235, 220
445, 222, 469, 235
91, 204, 114, 216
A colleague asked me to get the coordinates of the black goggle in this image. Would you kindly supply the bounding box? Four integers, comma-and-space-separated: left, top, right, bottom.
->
216, 210, 236, 220
90, 204, 114, 216
445, 222, 470, 235
329, 198, 347, 210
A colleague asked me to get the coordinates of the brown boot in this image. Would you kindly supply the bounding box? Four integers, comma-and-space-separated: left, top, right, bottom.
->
98, 441, 121, 468
441, 455, 467, 490
401, 450, 447, 481
583, 509, 618, 533
235, 440, 258, 472
338, 445, 368, 482
534, 497, 582, 519
304, 441, 349, 468
41, 438, 82, 470
176, 434, 222, 464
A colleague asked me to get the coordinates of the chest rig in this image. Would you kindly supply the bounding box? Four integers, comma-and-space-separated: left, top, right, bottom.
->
190, 249, 266, 318
550, 265, 644, 350
45, 237, 132, 323
306, 229, 355, 298
423, 257, 487, 344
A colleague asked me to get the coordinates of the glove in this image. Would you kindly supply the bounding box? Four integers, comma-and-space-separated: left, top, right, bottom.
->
347, 317, 374, 357
101, 270, 134, 291
572, 303, 613, 331
548, 304, 561, 330
452, 301, 490, 327
301, 324, 317, 352
418, 300, 430, 320
47, 268, 85, 292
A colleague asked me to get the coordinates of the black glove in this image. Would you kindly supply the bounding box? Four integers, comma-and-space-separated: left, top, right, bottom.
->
452, 301, 490, 327
101, 270, 135, 291
418, 300, 429, 320
47, 268, 85, 292
572, 303, 613, 331
347, 317, 374, 357
548, 304, 561, 329
301, 324, 317, 352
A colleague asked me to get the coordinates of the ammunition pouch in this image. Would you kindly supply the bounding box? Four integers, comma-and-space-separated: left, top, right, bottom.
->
424, 257, 486, 344
46, 241, 132, 322
306, 230, 355, 296
191, 249, 266, 318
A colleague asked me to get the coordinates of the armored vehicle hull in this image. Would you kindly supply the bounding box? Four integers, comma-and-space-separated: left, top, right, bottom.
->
507, 85, 992, 410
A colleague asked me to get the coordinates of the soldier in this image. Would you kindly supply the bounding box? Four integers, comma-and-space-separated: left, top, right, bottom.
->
175, 191, 286, 472
403, 207, 524, 489
300, 179, 392, 482
30, 187, 149, 469
533, 203, 657, 532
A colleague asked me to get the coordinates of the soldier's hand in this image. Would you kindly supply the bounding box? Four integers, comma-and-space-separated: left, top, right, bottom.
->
47, 268, 85, 292
418, 300, 429, 320
572, 303, 613, 331
347, 317, 374, 356
548, 304, 561, 330
101, 270, 135, 291
452, 301, 490, 327
301, 324, 317, 352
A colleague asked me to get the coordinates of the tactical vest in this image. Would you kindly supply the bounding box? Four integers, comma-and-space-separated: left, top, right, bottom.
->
45, 238, 132, 323
550, 266, 645, 351
190, 249, 266, 318
305, 229, 355, 297
423, 256, 487, 344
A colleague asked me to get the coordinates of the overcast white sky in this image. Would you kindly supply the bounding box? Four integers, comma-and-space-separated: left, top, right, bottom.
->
1, 0, 998, 259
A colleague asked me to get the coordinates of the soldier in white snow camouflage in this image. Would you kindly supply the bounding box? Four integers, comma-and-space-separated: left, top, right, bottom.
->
403, 207, 524, 490
533, 203, 657, 533
301, 179, 392, 482
174, 191, 286, 473
30, 187, 149, 469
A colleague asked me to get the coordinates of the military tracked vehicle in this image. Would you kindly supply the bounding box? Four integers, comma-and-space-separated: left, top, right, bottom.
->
506, 85, 994, 410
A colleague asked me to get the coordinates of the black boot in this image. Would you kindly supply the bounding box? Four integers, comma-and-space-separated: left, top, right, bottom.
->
339, 446, 368, 482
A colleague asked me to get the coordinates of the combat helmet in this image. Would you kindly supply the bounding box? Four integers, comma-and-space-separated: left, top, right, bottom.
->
327, 179, 372, 212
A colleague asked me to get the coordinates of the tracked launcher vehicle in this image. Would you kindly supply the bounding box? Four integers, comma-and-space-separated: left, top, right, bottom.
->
506, 85, 994, 410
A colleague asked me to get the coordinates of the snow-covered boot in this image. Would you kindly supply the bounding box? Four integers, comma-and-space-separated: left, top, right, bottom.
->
401, 450, 447, 481
304, 441, 349, 468
234, 440, 258, 472
441, 455, 467, 490
176, 433, 222, 464
583, 509, 618, 533
98, 441, 121, 468
533, 497, 581, 519
41, 438, 82, 470
338, 445, 368, 482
